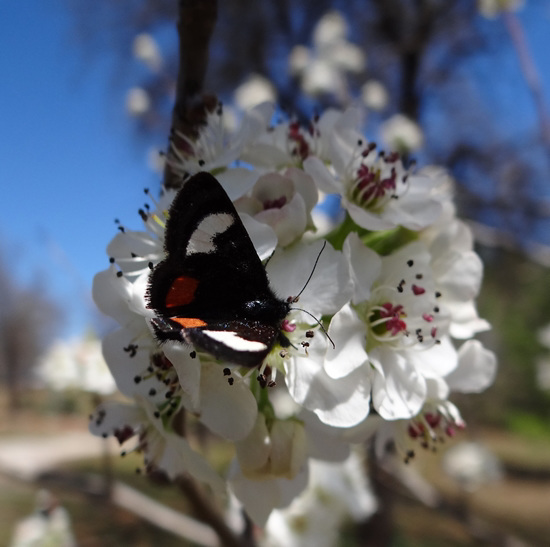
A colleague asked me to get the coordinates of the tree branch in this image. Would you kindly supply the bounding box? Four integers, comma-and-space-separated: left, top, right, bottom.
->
163, 0, 218, 189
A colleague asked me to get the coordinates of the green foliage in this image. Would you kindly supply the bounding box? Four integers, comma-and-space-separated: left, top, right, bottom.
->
474, 246, 550, 430
505, 411, 550, 441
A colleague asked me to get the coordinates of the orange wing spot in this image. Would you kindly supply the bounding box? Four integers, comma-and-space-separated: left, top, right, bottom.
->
165, 276, 199, 308
171, 317, 207, 328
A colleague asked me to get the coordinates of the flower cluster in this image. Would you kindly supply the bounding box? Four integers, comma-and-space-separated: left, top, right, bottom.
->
90, 102, 496, 527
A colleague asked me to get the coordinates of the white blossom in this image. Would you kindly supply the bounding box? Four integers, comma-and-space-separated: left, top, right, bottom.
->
234, 74, 277, 110
289, 11, 365, 102
91, 100, 495, 525
263, 453, 377, 547
89, 396, 225, 493
379, 114, 424, 154
361, 80, 389, 111
36, 337, 116, 395
304, 129, 445, 231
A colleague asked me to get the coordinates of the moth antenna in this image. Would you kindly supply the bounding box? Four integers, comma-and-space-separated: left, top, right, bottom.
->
289, 306, 335, 349
291, 240, 327, 303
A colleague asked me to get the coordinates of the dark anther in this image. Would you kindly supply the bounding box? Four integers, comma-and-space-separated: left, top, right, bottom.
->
124, 344, 138, 358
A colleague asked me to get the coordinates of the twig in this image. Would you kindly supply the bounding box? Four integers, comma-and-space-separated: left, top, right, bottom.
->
503, 11, 550, 151
177, 476, 251, 547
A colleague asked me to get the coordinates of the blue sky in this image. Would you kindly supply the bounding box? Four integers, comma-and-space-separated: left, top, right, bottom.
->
1, 1, 158, 337
1, 1, 549, 340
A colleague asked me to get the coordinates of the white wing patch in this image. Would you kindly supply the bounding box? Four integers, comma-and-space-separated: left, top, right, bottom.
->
202, 330, 268, 352
186, 213, 234, 255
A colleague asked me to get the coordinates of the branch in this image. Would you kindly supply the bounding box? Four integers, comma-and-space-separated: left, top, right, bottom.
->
177, 476, 254, 547
503, 11, 550, 152
163, 0, 218, 190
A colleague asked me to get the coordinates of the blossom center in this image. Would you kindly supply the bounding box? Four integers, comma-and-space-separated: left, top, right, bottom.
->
365, 255, 447, 350
352, 164, 397, 208
403, 406, 466, 460
288, 121, 310, 160
263, 195, 288, 210
371, 302, 407, 336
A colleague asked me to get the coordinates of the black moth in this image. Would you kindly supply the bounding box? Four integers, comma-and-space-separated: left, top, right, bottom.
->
147, 172, 292, 368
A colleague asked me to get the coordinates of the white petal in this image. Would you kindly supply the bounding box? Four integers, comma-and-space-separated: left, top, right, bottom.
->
285, 167, 319, 220
346, 200, 396, 231
107, 231, 162, 276
255, 192, 307, 247
343, 232, 382, 304
371, 348, 426, 419
325, 304, 368, 378
198, 362, 258, 441
239, 102, 275, 145
235, 413, 271, 472
130, 272, 155, 318
89, 400, 145, 439
300, 410, 350, 462
92, 266, 137, 326
217, 167, 259, 201
328, 126, 362, 174
267, 240, 352, 318
287, 353, 371, 427
102, 327, 169, 405
229, 461, 309, 527
162, 342, 202, 411
269, 420, 307, 479
405, 336, 458, 379
436, 251, 483, 302
302, 156, 341, 194
445, 340, 497, 393
385, 195, 443, 230
157, 431, 226, 494
240, 142, 292, 169
448, 301, 491, 339
240, 212, 278, 261
425, 376, 450, 400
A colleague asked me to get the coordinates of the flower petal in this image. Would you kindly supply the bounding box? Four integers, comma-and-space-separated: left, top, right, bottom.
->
371, 347, 427, 419
325, 304, 368, 378
267, 240, 352, 318
198, 362, 258, 441
343, 232, 382, 304
445, 340, 497, 393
